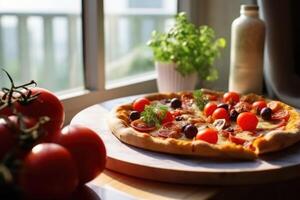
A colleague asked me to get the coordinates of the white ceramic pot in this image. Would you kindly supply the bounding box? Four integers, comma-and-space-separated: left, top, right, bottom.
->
155, 62, 197, 92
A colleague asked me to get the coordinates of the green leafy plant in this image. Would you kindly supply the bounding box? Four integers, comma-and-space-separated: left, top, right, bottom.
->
147, 12, 226, 81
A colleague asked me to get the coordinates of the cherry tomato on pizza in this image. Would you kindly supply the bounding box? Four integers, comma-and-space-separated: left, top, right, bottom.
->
223, 92, 240, 104
204, 102, 217, 117
19, 143, 78, 199
252, 101, 267, 114
161, 111, 174, 124
170, 110, 181, 118
212, 108, 229, 121
237, 112, 258, 131
196, 128, 218, 144
132, 98, 150, 112
53, 125, 107, 184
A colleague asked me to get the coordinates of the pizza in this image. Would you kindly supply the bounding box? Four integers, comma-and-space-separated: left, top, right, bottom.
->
108, 89, 300, 160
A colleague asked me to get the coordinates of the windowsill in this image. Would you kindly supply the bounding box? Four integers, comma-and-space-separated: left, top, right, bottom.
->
56, 87, 88, 101
105, 72, 156, 90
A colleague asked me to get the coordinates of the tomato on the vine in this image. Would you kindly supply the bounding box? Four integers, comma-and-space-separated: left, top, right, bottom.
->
0, 106, 13, 116
223, 92, 240, 104
132, 98, 150, 112
237, 112, 258, 131
196, 128, 218, 144
204, 102, 217, 117
16, 87, 65, 139
0, 119, 16, 160
53, 125, 107, 184
212, 108, 229, 121
19, 143, 78, 199
8, 115, 51, 150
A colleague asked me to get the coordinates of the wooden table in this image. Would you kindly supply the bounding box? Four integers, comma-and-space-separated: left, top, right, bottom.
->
71, 96, 300, 200
83, 169, 300, 200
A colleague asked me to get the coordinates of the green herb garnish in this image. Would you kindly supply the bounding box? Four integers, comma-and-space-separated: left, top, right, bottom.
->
141, 104, 168, 127
193, 89, 208, 110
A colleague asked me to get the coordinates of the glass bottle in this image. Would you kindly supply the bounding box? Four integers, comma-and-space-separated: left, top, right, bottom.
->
229, 5, 265, 94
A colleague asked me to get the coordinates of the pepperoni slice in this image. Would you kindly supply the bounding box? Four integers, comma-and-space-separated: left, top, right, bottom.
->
220, 130, 230, 138
229, 135, 246, 145
267, 101, 281, 112
272, 109, 290, 121
234, 101, 252, 113
256, 119, 286, 131
130, 119, 156, 132
158, 122, 182, 139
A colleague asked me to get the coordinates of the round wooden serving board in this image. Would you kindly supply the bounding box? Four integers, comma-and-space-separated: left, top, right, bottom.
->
71, 97, 300, 185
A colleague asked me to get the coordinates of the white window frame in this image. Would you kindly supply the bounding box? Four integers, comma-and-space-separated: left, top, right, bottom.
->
61, 0, 195, 124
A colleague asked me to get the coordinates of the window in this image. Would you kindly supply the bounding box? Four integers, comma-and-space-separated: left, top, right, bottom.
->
103, 0, 177, 87
0, 0, 180, 123
0, 0, 84, 92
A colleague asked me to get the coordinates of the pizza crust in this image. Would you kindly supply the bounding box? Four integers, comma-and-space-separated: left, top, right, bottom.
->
108, 91, 300, 160
252, 103, 300, 154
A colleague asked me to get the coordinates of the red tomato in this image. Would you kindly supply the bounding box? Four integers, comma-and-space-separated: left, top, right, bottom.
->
272, 109, 290, 121
196, 128, 218, 144
229, 135, 246, 145
130, 119, 156, 132
16, 87, 65, 139
0, 119, 16, 160
252, 101, 267, 113
132, 98, 150, 112
204, 102, 217, 117
237, 112, 258, 131
53, 125, 107, 184
206, 94, 218, 101
161, 111, 174, 124
71, 185, 99, 200
0, 106, 13, 116
0, 92, 13, 116
19, 143, 78, 199
212, 108, 229, 121
170, 110, 181, 117
8, 115, 51, 149
223, 92, 240, 104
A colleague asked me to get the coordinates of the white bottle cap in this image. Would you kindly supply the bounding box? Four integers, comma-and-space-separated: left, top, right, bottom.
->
240, 4, 259, 16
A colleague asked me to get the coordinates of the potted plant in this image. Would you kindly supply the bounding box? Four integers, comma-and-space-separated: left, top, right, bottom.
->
147, 12, 226, 92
